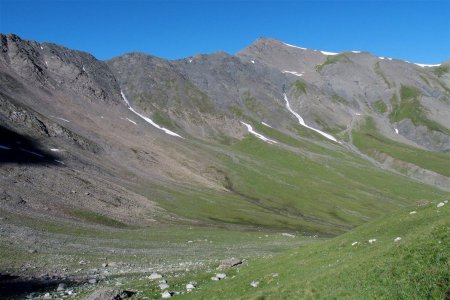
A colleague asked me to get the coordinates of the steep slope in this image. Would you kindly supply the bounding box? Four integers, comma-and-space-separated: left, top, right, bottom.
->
238, 38, 450, 153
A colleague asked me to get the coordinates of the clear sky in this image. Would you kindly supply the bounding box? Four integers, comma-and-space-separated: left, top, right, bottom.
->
0, 0, 448, 64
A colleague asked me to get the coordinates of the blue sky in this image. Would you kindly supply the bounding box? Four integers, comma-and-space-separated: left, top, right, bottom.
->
0, 0, 448, 63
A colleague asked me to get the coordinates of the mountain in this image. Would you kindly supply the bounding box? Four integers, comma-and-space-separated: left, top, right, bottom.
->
0, 33, 449, 299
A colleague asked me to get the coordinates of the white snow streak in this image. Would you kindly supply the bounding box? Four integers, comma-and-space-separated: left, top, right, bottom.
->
283, 94, 338, 143
261, 122, 272, 128
50, 148, 64, 152
251, 60, 255, 64
414, 63, 441, 68
0, 145, 11, 150
394, 128, 399, 134
320, 51, 338, 56
283, 42, 307, 50
282, 70, 303, 77
351, 51, 361, 53
54, 159, 65, 165
52, 116, 70, 123
121, 91, 183, 138
241, 122, 277, 144
21, 149, 44, 157
40, 46, 43, 50
126, 118, 137, 125
379, 57, 385, 60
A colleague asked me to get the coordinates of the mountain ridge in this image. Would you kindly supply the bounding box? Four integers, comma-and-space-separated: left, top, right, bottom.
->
0, 32, 449, 298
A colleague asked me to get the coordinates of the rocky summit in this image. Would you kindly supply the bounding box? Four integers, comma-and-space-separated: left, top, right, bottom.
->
0, 33, 449, 299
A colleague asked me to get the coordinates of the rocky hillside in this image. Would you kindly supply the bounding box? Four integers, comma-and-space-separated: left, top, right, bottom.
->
0, 33, 449, 298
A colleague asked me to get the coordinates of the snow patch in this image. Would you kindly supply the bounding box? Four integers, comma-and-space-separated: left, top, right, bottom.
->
121, 91, 183, 138
188, 59, 193, 63
394, 128, 399, 134
351, 51, 361, 53
282, 70, 303, 77
40, 46, 43, 50
379, 57, 385, 60
82, 66, 86, 72
320, 50, 338, 56
251, 60, 255, 64
126, 118, 137, 125
21, 149, 44, 157
54, 159, 65, 165
414, 63, 441, 68
50, 148, 64, 152
241, 122, 277, 144
283, 42, 307, 50
261, 122, 272, 128
0, 145, 11, 150
52, 116, 70, 123
283, 94, 338, 143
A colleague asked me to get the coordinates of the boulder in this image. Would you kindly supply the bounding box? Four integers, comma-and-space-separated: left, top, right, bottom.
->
83, 288, 135, 300
218, 258, 242, 269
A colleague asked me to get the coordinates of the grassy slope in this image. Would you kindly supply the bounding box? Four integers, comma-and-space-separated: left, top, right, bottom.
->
179, 202, 450, 299
136, 124, 448, 237
390, 85, 450, 135
353, 117, 450, 177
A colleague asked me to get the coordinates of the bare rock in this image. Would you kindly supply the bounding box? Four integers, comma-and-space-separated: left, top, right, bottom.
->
218, 258, 242, 269
84, 288, 135, 300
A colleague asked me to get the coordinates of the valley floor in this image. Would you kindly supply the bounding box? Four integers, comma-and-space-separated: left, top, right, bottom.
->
1, 200, 448, 299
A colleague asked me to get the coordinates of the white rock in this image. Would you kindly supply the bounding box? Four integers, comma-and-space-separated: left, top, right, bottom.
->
394, 237, 402, 242
211, 276, 219, 281
281, 233, 295, 238
56, 283, 66, 291
161, 291, 171, 298
444, 200, 448, 204
351, 241, 359, 246
409, 211, 417, 215
186, 283, 195, 291
437, 202, 445, 208
159, 283, 169, 290
368, 239, 377, 244
250, 280, 259, 287
43, 293, 52, 300
148, 272, 162, 280
216, 273, 226, 280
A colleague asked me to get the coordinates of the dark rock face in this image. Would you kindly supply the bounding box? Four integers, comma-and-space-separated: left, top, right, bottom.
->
0, 34, 122, 105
